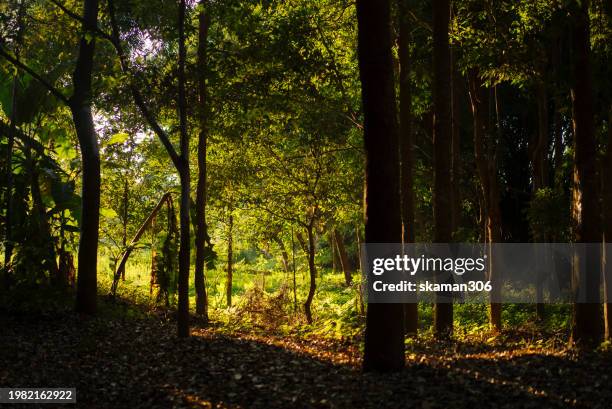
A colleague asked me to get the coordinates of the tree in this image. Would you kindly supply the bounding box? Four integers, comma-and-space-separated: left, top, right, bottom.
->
467, 71, 503, 332
107, 0, 192, 337
0, 0, 101, 314
569, 0, 602, 347
333, 228, 353, 286
432, 0, 454, 337
194, 0, 212, 322
604, 107, 612, 340
175, 0, 191, 338
357, 0, 405, 372
398, 0, 418, 335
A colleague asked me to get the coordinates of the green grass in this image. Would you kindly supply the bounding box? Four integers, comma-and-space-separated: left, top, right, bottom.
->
95, 246, 572, 343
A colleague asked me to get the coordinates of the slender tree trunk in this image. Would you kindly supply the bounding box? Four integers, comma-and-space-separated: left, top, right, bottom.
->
357, 0, 404, 372
273, 235, 290, 274
3, 76, 18, 270
333, 229, 353, 286
551, 34, 564, 187
329, 230, 339, 273
489, 86, 503, 332
432, 0, 454, 338
194, 1, 210, 321
2, 0, 25, 272
569, 0, 602, 347
398, 0, 418, 335
533, 82, 549, 320
303, 223, 317, 324
355, 224, 365, 316
176, 0, 191, 338
72, 0, 100, 315
291, 227, 298, 312
450, 37, 462, 234
120, 178, 129, 281
468, 72, 503, 332
108, 0, 191, 334
604, 108, 612, 340
226, 209, 233, 307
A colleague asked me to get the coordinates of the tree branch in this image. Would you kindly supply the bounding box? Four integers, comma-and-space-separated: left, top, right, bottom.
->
0, 46, 70, 105
47, 0, 115, 43
106, 0, 181, 169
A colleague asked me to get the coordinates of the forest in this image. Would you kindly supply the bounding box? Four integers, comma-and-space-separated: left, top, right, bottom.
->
0, 0, 611, 408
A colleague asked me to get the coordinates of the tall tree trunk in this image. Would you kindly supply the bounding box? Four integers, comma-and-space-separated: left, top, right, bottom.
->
467, 72, 502, 332
107, 0, 191, 334
533, 82, 549, 320
303, 223, 317, 324
355, 223, 365, 316
226, 210, 233, 307
551, 34, 564, 187
432, 0, 454, 338
604, 108, 612, 340
194, 1, 210, 321
291, 227, 298, 312
176, 0, 191, 338
2, 0, 25, 272
357, 0, 404, 372
569, 0, 602, 347
120, 177, 129, 281
329, 230, 339, 273
450, 36, 462, 234
398, 0, 418, 335
72, 0, 100, 315
333, 229, 353, 286
3, 76, 18, 270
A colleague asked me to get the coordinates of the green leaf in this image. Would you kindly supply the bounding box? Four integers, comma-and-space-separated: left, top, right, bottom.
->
107, 132, 130, 145
100, 208, 118, 218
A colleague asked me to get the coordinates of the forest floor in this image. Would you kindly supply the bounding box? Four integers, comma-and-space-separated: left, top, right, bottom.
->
2, 299, 612, 409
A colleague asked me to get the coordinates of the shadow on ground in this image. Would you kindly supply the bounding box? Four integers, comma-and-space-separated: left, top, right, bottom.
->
0, 312, 608, 409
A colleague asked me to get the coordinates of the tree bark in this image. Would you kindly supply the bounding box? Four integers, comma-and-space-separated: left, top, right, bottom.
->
120, 177, 129, 281
72, 0, 100, 315
569, 0, 602, 347
355, 223, 365, 316
303, 223, 317, 324
291, 227, 298, 312
450, 20, 462, 234
194, 1, 210, 321
432, 0, 454, 338
329, 230, 339, 273
533, 82, 549, 320
604, 108, 612, 340
467, 71, 502, 332
2, 0, 25, 272
176, 0, 191, 338
333, 229, 353, 286
398, 0, 418, 335
273, 235, 290, 274
226, 210, 233, 307
3, 75, 18, 270
356, 0, 404, 372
